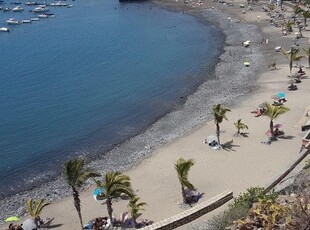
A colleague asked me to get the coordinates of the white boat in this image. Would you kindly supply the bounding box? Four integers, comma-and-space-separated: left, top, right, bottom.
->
0, 27, 10, 32
67, 4, 73, 8
30, 17, 39, 21
25, 1, 39, 5
50, 1, 68, 6
31, 5, 49, 13
22, 19, 32, 23
6, 18, 20, 24
12, 6, 24, 11
38, 14, 48, 18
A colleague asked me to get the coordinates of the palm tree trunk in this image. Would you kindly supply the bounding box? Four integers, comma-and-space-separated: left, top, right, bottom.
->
72, 187, 83, 230
106, 197, 114, 227
270, 120, 275, 140
308, 56, 310, 68
290, 60, 293, 74
216, 122, 221, 145
181, 186, 187, 203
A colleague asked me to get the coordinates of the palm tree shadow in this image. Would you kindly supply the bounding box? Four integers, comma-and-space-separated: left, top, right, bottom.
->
46, 224, 63, 229
277, 135, 295, 140
221, 140, 240, 152
233, 132, 249, 138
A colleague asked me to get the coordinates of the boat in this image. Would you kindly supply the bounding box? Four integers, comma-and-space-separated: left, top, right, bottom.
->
30, 17, 39, 21
22, 19, 32, 23
0, 27, 10, 32
50, 1, 68, 6
31, 5, 49, 13
38, 14, 49, 18
67, 4, 73, 8
25, 1, 40, 5
12, 6, 24, 11
3, 7, 12, 12
10, 1, 22, 4
6, 18, 20, 24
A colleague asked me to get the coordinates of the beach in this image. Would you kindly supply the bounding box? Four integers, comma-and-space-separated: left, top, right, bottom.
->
2, 0, 310, 229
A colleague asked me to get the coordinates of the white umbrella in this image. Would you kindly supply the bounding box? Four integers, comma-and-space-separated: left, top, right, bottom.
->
206, 135, 217, 144
23, 219, 37, 230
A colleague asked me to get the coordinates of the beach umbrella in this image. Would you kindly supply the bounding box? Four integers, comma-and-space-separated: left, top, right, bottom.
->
265, 130, 272, 137
271, 94, 280, 100
22, 219, 37, 230
274, 124, 283, 129
5, 216, 20, 222
206, 135, 217, 144
277, 92, 286, 99
93, 188, 106, 201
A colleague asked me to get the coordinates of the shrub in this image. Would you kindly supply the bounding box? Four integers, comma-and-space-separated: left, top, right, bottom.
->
206, 205, 249, 230
230, 186, 278, 209
303, 159, 310, 169
234, 199, 293, 229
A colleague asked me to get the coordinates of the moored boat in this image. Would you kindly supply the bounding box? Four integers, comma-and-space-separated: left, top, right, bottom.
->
3, 7, 12, 12
25, 1, 40, 5
38, 14, 49, 18
50, 1, 68, 6
31, 5, 49, 13
22, 19, 32, 23
0, 27, 10, 32
12, 6, 24, 12
30, 17, 39, 21
6, 18, 20, 24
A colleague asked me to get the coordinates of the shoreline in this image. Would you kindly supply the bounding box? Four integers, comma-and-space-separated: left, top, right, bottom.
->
2, 0, 310, 229
0, 0, 265, 227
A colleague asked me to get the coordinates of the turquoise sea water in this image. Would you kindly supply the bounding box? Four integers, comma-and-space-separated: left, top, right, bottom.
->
0, 0, 224, 197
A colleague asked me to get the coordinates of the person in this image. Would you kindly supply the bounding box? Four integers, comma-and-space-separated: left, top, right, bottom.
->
288, 83, 298, 91
298, 67, 305, 75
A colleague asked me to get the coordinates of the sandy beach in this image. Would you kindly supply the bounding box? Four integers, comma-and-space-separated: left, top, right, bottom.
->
2, 0, 310, 229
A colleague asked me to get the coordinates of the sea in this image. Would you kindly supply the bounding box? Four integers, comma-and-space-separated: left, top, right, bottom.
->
0, 0, 224, 198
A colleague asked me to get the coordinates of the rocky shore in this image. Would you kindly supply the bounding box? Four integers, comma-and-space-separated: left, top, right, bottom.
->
0, 0, 268, 227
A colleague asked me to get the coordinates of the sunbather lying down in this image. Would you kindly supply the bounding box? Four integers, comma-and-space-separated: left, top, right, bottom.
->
251, 108, 265, 117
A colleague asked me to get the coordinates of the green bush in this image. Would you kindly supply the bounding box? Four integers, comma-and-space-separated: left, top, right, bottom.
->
206, 205, 249, 230
230, 186, 278, 209
303, 159, 310, 170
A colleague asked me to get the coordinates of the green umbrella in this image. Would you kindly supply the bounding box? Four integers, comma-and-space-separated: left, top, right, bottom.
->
5, 216, 20, 222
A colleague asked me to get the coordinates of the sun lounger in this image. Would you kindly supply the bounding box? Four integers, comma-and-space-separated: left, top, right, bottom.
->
273, 101, 283, 106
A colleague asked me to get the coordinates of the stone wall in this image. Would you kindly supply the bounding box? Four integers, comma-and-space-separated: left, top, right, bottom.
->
141, 190, 233, 230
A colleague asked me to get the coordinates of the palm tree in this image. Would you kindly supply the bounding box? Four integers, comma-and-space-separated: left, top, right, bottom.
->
281, 48, 304, 74
128, 196, 147, 228
293, 5, 303, 23
175, 157, 195, 204
282, 20, 294, 33
268, 58, 277, 70
95, 171, 134, 227
63, 159, 100, 230
302, 9, 310, 27
263, 102, 289, 140
26, 198, 50, 225
234, 119, 248, 135
211, 104, 231, 146
303, 46, 310, 68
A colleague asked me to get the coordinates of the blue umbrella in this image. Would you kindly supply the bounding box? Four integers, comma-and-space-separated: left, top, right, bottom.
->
93, 188, 106, 201
277, 92, 286, 99
93, 188, 104, 196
